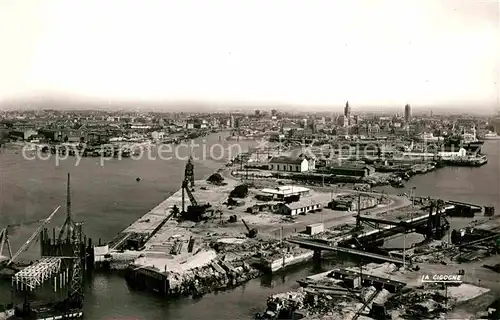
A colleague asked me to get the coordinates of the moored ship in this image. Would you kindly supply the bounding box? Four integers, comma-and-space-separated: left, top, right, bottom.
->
443, 127, 484, 155
481, 132, 500, 140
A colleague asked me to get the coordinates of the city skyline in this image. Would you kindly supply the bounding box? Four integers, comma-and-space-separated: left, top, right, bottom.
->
1, 0, 498, 110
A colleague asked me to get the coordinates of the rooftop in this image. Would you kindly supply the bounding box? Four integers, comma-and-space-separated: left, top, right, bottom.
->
261, 185, 310, 195
269, 156, 304, 164
283, 199, 322, 210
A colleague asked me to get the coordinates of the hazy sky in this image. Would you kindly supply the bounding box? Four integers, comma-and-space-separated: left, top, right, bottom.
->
0, 0, 498, 108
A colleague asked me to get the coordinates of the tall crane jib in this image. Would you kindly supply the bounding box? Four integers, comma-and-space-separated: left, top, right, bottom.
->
0, 206, 61, 269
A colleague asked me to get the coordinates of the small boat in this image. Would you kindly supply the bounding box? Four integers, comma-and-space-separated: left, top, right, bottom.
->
136, 177, 141, 182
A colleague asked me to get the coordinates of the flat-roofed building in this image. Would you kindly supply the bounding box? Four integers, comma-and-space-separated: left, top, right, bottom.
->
260, 185, 310, 200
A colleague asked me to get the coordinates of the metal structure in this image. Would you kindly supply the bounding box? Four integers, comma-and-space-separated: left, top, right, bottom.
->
0, 206, 61, 271
180, 158, 213, 221
352, 201, 450, 246
12, 257, 62, 291
0, 227, 13, 264
58, 173, 76, 242
9, 174, 87, 319
68, 222, 83, 308
184, 155, 195, 188
242, 219, 258, 238
288, 238, 406, 265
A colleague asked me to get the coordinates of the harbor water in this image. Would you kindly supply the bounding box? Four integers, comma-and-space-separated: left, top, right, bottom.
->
0, 135, 499, 319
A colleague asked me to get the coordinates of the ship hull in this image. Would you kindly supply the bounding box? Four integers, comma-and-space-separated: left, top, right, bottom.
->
7, 310, 83, 320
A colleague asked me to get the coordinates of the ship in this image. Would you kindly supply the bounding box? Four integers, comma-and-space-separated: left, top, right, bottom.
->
482, 132, 500, 140
5, 299, 83, 320
443, 127, 484, 155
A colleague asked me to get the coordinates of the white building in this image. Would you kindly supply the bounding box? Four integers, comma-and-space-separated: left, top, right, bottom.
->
260, 185, 310, 200
275, 200, 322, 216
269, 156, 310, 172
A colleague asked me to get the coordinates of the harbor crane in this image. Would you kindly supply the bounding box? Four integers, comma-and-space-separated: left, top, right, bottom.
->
0, 206, 61, 270
181, 179, 213, 221
180, 158, 213, 222
242, 219, 258, 238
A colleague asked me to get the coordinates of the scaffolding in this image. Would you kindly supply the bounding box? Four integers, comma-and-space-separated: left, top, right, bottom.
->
13, 257, 62, 291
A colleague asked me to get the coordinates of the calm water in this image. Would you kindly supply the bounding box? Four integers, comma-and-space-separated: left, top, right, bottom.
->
0, 137, 499, 319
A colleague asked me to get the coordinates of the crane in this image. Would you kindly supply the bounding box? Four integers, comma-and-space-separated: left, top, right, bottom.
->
0, 217, 54, 265
1, 206, 61, 269
242, 219, 258, 238
181, 179, 212, 221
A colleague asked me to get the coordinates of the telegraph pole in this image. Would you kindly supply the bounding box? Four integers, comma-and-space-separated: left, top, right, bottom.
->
403, 228, 406, 270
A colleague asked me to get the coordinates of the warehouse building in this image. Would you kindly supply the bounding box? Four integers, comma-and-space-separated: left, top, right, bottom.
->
275, 200, 322, 216
325, 165, 375, 178
268, 156, 312, 172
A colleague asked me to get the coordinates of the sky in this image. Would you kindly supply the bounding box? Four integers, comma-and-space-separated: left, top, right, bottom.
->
0, 0, 499, 109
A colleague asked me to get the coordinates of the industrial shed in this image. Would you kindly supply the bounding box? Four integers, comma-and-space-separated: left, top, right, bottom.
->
276, 200, 322, 216
326, 165, 375, 178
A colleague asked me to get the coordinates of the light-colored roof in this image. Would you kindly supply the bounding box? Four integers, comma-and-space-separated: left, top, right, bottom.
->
283, 199, 321, 210
261, 185, 310, 195
269, 156, 305, 164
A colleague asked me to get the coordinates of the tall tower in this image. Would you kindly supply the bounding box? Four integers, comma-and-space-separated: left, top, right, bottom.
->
344, 101, 351, 127
344, 101, 351, 118
404, 104, 412, 122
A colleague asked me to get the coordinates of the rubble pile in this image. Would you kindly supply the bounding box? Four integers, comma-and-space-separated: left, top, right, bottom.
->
386, 289, 449, 319
166, 257, 261, 298
266, 286, 383, 319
